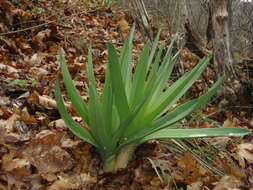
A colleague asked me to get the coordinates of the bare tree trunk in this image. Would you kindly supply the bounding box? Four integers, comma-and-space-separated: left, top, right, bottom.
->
209, 0, 244, 104
130, 0, 153, 40
210, 0, 235, 78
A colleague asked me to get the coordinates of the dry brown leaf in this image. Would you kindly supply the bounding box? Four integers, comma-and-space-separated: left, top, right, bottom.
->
117, 15, 130, 34
25, 53, 44, 65
41, 173, 57, 182
179, 152, 202, 184
61, 138, 81, 148
187, 181, 203, 190
2, 153, 31, 179
20, 107, 37, 124
213, 176, 242, 190
250, 118, 253, 127
236, 143, 253, 168
28, 91, 71, 110
0, 63, 18, 74
35, 130, 62, 146
223, 118, 239, 127
0, 96, 10, 106
0, 113, 20, 132
24, 144, 74, 174
38, 95, 59, 109
46, 173, 96, 190
4, 132, 30, 143
30, 67, 49, 77
49, 117, 81, 131
33, 29, 51, 44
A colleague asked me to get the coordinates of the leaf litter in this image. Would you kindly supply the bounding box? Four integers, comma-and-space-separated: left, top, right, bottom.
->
0, 0, 252, 189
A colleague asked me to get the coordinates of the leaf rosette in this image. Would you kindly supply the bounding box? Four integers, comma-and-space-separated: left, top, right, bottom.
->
55, 26, 250, 172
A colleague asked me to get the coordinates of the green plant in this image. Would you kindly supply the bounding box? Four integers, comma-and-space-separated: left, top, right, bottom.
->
7, 79, 28, 88
103, 0, 118, 4
5, 78, 39, 88
55, 27, 250, 173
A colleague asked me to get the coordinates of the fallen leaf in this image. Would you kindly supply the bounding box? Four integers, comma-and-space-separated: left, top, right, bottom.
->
0, 113, 20, 132
49, 117, 82, 131
187, 181, 203, 190
46, 173, 96, 190
2, 153, 31, 179
213, 175, 242, 190
24, 144, 74, 174
236, 143, 253, 168
4, 132, 30, 143
20, 107, 37, 124
61, 138, 81, 148
35, 130, 63, 146
117, 15, 130, 34
28, 91, 71, 110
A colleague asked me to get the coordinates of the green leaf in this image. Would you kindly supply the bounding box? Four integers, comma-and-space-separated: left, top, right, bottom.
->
123, 75, 224, 144
141, 127, 250, 143
58, 48, 89, 125
120, 25, 135, 97
122, 99, 198, 145
148, 41, 179, 104
101, 66, 117, 133
148, 55, 212, 119
55, 76, 98, 147
146, 45, 164, 83
122, 56, 213, 138
147, 30, 160, 68
108, 43, 130, 122
86, 47, 114, 151
130, 43, 150, 109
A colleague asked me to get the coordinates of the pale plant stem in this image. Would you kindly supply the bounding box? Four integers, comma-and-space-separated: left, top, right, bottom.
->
103, 143, 138, 172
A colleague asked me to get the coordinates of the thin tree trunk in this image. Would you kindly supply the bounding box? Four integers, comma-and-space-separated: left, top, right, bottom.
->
210, 0, 235, 78
130, 0, 153, 40
209, 0, 244, 104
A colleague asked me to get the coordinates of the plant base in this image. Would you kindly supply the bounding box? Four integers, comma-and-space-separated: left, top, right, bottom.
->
103, 144, 138, 173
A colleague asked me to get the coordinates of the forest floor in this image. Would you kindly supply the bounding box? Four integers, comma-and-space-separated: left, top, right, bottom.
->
0, 1, 253, 189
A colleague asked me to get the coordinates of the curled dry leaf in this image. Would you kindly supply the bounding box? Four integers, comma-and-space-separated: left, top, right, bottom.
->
28, 91, 71, 110
117, 16, 130, 34
0, 96, 10, 106
2, 153, 31, 179
30, 67, 49, 77
46, 173, 96, 190
0, 113, 20, 132
33, 29, 52, 42
24, 144, 74, 174
213, 175, 242, 190
250, 118, 253, 127
20, 107, 37, 124
187, 181, 203, 190
35, 130, 63, 146
236, 143, 253, 168
38, 95, 59, 109
61, 138, 82, 148
0, 62, 19, 77
25, 53, 45, 65
223, 117, 239, 127
178, 152, 204, 184
49, 117, 82, 131
4, 132, 30, 143
0, 63, 18, 73
0, 37, 19, 54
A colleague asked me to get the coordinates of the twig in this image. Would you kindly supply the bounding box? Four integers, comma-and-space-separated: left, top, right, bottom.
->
0, 21, 55, 36
0, 10, 89, 36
